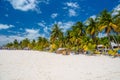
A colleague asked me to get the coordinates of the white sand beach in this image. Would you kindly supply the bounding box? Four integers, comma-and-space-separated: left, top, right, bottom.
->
0, 50, 120, 80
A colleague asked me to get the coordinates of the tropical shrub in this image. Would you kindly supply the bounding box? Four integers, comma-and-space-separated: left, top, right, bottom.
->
108, 50, 117, 56
94, 50, 101, 54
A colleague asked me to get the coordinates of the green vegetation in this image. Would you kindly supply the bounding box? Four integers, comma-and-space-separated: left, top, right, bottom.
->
4, 9, 120, 55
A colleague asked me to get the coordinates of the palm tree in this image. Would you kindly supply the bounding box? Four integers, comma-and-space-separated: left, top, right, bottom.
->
73, 22, 85, 36
98, 9, 118, 49
66, 22, 85, 53
114, 11, 120, 34
78, 35, 96, 54
41, 37, 49, 50
86, 18, 98, 43
112, 11, 120, 48
64, 30, 73, 49
28, 39, 36, 49
21, 38, 30, 49
13, 39, 19, 49
50, 24, 64, 51
36, 37, 49, 50
6, 42, 13, 49
115, 18, 120, 34
50, 24, 63, 42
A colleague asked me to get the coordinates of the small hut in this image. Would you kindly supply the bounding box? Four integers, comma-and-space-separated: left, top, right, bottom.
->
56, 48, 70, 55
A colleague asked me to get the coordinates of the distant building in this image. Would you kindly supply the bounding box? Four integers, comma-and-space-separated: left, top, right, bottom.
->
111, 42, 120, 49
56, 48, 71, 55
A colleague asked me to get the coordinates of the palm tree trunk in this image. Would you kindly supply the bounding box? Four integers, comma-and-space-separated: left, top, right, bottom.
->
107, 33, 113, 50
112, 35, 119, 48
117, 32, 120, 48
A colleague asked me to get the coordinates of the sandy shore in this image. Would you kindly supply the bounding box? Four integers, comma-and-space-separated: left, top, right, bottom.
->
0, 50, 120, 80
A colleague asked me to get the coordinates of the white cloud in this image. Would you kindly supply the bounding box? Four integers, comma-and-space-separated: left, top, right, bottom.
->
51, 13, 58, 19
26, 29, 39, 34
112, 4, 120, 16
25, 28, 40, 39
7, 0, 38, 11
40, 0, 49, 4
38, 21, 50, 34
113, 4, 120, 12
0, 35, 24, 46
69, 9, 77, 17
43, 27, 50, 34
38, 21, 46, 27
0, 24, 14, 30
66, 2, 79, 8
5, 14, 9, 17
63, 7, 67, 10
84, 20, 89, 26
57, 21, 75, 32
8, 30, 22, 35
64, 2, 79, 17
90, 15, 96, 20
83, 15, 96, 26
7, 0, 49, 12
0, 28, 47, 46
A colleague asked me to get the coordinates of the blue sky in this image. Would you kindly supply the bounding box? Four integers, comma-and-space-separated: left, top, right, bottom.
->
0, 0, 120, 46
